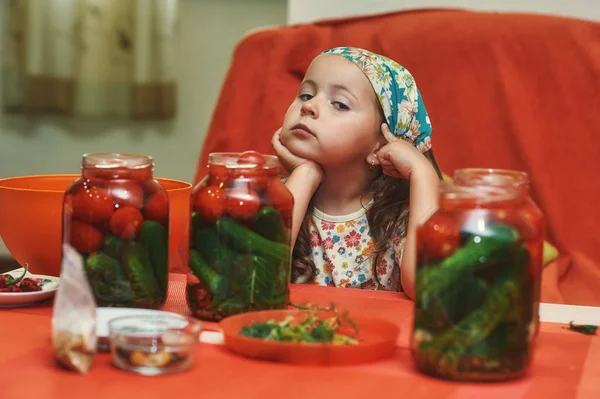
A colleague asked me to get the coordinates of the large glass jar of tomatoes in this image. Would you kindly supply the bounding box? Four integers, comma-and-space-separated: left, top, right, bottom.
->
187, 151, 294, 321
453, 168, 544, 339
62, 153, 170, 308
411, 176, 543, 382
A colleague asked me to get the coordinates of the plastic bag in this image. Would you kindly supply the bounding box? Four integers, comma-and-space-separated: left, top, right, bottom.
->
52, 243, 97, 373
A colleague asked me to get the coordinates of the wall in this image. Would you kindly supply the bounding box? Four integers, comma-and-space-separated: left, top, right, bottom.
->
0, 0, 287, 257
288, 0, 600, 24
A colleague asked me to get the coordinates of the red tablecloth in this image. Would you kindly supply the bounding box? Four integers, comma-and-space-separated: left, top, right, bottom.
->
0, 274, 598, 398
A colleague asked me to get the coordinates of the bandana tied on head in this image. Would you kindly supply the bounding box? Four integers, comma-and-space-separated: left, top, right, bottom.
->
322, 47, 432, 153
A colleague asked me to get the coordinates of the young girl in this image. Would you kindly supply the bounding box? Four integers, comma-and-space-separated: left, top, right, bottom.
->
272, 47, 442, 299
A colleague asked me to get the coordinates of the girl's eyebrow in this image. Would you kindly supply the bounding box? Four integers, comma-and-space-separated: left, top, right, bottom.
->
300, 79, 317, 88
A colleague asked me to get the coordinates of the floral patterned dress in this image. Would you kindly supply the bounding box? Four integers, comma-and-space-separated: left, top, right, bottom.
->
296, 201, 408, 292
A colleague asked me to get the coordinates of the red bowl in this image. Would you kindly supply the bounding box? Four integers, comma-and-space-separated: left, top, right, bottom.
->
220, 309, 400, 365
0, 174, 191, 276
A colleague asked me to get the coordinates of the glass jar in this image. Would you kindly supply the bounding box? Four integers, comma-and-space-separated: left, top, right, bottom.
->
62, 153, 169, 308
186, 151, 293, 321
453, 168, 544, 339
411, 177, 543, 382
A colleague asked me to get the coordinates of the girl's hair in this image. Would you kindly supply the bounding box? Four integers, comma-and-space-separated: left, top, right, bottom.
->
291, 103, 444, 287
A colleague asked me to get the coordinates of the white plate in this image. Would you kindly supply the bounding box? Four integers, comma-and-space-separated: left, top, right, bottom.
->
0, 268, 59, 308
95, 307, 221, 350
539, 302, 600, 325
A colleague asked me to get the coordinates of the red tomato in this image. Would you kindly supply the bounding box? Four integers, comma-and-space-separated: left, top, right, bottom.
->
109, 180, 144, 209
109, 206, 144, 239
70, 220, 103, 254
417, 214, 461, 262
264, 178, 294, 223
143, 192, 170, 226
193, 185, 226, 223
226, 188, 261, 221
72, 186, 115, 224
233, 168, 269, 192
237, 150, 266, 166
208, 165, 233, 187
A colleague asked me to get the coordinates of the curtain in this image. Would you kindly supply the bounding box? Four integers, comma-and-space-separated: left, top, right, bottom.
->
2, 0, 179, 119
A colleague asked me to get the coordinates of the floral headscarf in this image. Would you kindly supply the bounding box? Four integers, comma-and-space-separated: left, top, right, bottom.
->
322, 47, 432, 153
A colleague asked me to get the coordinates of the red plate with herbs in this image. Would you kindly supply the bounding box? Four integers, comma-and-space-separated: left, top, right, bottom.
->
219, 308, 399, 365
0, 266, 59, 307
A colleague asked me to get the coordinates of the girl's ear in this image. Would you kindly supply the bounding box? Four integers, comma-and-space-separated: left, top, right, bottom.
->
374, 138, 387, 152
371, 130, 388, 154
367, 138, 386, 168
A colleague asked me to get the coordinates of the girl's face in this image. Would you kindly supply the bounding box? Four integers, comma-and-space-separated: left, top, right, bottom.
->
280, 54, 383, 168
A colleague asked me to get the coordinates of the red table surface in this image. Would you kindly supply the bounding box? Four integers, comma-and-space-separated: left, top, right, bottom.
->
0, 274, 597, 399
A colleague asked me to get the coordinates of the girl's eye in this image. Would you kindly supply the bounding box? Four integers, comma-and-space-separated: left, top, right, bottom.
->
332, 101, 349, 111
299, 93, 313, 101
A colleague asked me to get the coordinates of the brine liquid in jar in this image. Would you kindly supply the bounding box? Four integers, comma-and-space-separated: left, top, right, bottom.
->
62, 153, 169, 308
412, 178, 543, 382
186, 151, 294, 321
453, 168, 544, 339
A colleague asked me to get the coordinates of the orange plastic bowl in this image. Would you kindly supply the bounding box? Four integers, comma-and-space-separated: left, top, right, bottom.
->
0, 174, 191, 277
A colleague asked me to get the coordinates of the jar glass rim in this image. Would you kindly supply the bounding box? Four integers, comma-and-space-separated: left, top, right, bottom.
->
208, 152, 279, 169
453, 168, 530, 186
82, 153, 153, 169
440, 180, 521, 204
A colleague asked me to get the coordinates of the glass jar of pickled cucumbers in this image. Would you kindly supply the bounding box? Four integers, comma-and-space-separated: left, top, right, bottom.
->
186, 151, 294, 321
453, 168, 544, 340
411, 174, 543, 382
62, 153, 169, 308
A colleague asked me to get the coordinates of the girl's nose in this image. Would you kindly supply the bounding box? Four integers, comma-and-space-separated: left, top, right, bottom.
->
301, 99, 318, 118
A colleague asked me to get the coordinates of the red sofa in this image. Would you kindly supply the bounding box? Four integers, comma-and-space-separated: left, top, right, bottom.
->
194, 9, 600, 306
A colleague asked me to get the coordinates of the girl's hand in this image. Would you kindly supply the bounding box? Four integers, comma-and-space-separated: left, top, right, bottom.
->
375, 124, 435, 180
272, 128, 323, 180
271, 128, 323, 248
